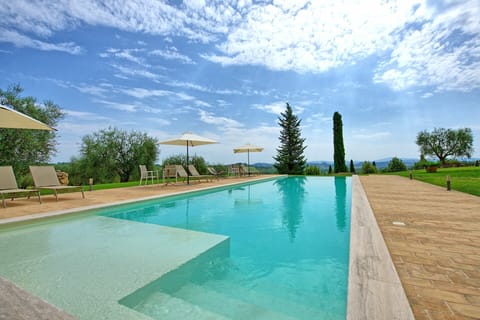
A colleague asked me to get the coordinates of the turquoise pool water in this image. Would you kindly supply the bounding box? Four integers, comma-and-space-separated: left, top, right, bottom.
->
0, 176, 351, 320
103, 176, 352, 319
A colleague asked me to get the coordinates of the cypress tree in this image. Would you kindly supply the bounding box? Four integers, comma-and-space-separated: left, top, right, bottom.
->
273, 103, 307, 174
350, 159, 356, 173
333, 112, 347, 173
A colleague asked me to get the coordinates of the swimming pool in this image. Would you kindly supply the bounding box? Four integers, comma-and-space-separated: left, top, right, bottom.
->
0, 176, 351, 319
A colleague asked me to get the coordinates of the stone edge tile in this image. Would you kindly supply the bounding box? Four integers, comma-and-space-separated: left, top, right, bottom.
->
347, 175, 415, 320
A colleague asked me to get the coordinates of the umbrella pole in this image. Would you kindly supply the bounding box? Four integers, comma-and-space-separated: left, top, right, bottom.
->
186, 143, 190, 184
248, 150, 250, 176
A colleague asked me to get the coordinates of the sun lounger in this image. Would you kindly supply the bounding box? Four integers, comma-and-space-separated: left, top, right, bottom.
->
188, 165, 213, 182
239, 165, 247, 176
29, 166, 85, 200
162, 165, 188, 184
0, 166, 41, 208
207, 167, 223, 180
175, 165, 189, 181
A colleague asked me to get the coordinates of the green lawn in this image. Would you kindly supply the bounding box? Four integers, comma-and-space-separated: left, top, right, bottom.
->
392, 166, 480, 197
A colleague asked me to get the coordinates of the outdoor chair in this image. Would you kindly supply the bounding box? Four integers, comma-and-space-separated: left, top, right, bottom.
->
207, 167, 223, 180
0, 166, 41, 208
188, 165, 213, 182
162, 165, 188, 184
139, 165, 158, 185
29, 166, 85, 200
228, 164, 239, 176
175, 165, 189, 181
239, 165, 248, 176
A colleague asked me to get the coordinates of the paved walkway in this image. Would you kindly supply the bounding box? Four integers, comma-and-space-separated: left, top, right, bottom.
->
360, 175, 480, 320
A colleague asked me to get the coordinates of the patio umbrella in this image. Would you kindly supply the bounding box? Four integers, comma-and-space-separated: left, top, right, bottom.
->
158, 132, 218, 184
233, 143, 264, 176
0, 105, 54, 130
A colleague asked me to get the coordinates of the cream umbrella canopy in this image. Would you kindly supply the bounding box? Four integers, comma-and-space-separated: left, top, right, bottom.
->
233, 143, 264, 176
158, 132, 218, 184
0, 105, 55, 130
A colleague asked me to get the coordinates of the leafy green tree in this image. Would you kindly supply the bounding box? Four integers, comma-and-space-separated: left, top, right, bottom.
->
361, 161, 377, 174
387, 157, 407, 172
305, 165, 320, 175
0, 84, 64, 176
333, 112, 347, 173
416, 128, 474, 165
349, 159, 356, 173
75, 127, 158, 183
273, 103, 307, 174
162, 154, 208, 174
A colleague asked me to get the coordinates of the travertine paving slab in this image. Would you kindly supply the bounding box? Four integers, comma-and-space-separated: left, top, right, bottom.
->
347, 176, 414, 320
360, 175, 480, 320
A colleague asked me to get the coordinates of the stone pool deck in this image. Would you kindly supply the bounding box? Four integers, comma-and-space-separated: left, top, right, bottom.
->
359, 175, 480, 320
0, 174, 479, 319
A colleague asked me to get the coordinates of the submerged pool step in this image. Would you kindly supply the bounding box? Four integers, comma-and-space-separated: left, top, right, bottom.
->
173, 282, 297, 320
197, 278, 338, 320
130, 290, 229, 320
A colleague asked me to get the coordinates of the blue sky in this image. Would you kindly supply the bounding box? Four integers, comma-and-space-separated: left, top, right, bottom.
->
1, 0, 479, 164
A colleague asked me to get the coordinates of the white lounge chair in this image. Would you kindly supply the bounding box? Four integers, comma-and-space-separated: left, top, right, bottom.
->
188, 165, 213, 182
139, 165, 158, 185
29, 166, 85, 200
162, 165, 188, 184
207, 167, 223, 180
0, 166, 41, 208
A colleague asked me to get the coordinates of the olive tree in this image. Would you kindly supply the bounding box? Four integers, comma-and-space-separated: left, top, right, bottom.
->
75, 127, 158, 183
416, 128, 473, 165
0, 84, 64, 176
387, 157, 407, 172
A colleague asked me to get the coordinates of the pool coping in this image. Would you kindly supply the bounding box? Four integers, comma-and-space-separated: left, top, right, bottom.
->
0, 175, 413, 319
0, 176, 281, 227
347, 175, 414, 319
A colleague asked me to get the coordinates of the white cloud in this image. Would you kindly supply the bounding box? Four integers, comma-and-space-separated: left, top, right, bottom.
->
64, 109, 109, 120
100, 48, 146, 65
95, 100, 138, 112
120, 87, 172, 99
167, 80, 209, 92
202, 1, 421, 73
253, 102, 286, 115
421, 92, 433, 99
150, 47, 195, 64
0, 28, 82, 54
374, 0, 480, 92
253, 102, 304, 116
1, 0, 478, 94
1, 1, 72, 37
198, 110, 243, 129
167, 80, 243, 95
110, 64, 161, 81
175, 92, 196, 101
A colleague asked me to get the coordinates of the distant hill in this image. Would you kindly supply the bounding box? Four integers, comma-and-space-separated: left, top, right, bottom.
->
254, 158, 415, 171
253, 157, 479, 171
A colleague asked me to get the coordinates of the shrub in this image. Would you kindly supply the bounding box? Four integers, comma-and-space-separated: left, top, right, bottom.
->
162, 154, 208, 174
387, 157, 407, 172
305, 165, 321, 175
361, 161, 377, 174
